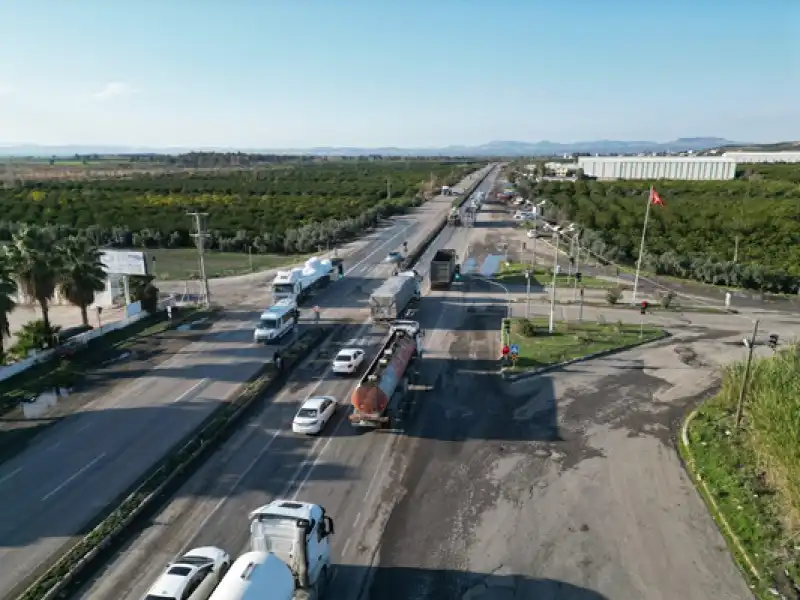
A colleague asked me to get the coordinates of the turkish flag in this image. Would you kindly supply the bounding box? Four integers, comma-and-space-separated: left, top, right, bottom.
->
650, 186, 664, 206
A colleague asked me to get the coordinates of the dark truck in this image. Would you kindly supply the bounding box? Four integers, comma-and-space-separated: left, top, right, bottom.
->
429, 249, 457, 289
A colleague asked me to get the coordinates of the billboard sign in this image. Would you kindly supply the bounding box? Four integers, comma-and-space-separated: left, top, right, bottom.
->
101, 250, 148, 276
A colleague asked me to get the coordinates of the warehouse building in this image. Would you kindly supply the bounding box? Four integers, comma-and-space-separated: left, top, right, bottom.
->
576, 156, 737, 181
721, 151, 800, 164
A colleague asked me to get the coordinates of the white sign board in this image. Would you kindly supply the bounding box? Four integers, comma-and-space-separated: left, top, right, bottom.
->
101, 250, 148, 276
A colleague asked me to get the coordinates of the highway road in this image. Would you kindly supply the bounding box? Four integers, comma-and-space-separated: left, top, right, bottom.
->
77, 184, 754, 600
0, 165, 495, 599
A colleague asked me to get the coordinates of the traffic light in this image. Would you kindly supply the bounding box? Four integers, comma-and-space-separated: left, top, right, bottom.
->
454, 264, 461, 280
640, 301, 648, 315
337, 263, 344, 279
768, 334, 779, 349
575, 272, 582, 282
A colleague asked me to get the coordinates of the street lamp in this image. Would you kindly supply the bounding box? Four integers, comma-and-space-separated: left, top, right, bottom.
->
548, 224, 575, 334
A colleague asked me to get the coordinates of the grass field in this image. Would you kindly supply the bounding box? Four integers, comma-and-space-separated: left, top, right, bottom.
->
682, 348, 800, 598
147, 249, 311, 280
494, 261, 614, 289
503, 317, 663, 371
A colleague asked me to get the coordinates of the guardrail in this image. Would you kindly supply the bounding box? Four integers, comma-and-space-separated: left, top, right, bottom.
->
16, 325, 334, 600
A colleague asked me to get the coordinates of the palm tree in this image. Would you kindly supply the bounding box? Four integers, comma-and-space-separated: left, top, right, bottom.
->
0, 249, 17, 362
8, 226, 62, 334
59, 236, 107, 326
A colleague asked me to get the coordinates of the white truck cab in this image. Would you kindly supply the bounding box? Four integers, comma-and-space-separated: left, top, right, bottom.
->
212, 499, 335, 600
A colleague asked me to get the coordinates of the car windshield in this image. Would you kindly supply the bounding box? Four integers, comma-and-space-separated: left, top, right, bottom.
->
297, 408, 318, 418
176, 555, 210, 565
336, 353, 352, 362
273, 283, 295, 294
145, 596, 176, 600
258, 317, 278, 330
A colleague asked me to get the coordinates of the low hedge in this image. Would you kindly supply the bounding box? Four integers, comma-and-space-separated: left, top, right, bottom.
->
20, 325, 333, 600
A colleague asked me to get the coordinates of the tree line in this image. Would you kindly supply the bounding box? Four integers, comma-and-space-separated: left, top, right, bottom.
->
514, 176, 800, 294
0, 161, 482, 255
0, 227, 158, 363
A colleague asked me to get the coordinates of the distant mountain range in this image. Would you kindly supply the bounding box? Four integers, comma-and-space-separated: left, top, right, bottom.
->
0, 137, 747, 158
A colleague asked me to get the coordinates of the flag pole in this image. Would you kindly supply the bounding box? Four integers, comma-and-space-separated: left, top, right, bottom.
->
631, 186, 652, 304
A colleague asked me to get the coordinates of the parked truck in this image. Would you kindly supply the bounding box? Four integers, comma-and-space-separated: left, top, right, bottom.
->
429, 249, 457, 289
349, 321, 422, 429
369, 271, 421, 322
272, 257, 333, 304
208, 499, 335, 600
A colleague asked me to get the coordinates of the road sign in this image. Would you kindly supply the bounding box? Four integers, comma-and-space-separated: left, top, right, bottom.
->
510, 344, 520, 355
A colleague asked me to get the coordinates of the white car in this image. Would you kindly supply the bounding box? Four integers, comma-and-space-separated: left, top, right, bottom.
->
292, 396, 338, 435
144, 547, 230, 600
332, 348, 365, 375
526, 228, 539, 239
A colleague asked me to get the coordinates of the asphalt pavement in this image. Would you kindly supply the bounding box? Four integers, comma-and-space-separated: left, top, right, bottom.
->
75, 186, 759, 600
0, 165, 496, 600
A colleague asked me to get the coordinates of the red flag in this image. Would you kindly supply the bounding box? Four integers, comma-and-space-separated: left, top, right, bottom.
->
650, 186, 664, 206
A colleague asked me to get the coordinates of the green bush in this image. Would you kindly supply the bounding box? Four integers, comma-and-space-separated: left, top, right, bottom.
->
605, 286, 623, 305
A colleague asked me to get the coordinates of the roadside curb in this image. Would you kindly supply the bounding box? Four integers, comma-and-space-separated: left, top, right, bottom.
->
501, 331, 671, 383
678, 405, 766, 591
18, 325, 337, 600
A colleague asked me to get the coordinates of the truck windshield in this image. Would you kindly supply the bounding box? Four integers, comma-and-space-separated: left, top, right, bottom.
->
273, 284, 295, 295
258, 317, 278, 330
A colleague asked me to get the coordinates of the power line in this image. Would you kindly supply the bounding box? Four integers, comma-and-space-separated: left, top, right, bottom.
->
187, 212, 211, 307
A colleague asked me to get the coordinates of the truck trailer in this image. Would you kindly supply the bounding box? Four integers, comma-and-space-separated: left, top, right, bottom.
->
349, 321, 422, 429
272, 257, 333, 304
429, 249, 457, 289
368, 271, 420, 322
208, 499, 335, 600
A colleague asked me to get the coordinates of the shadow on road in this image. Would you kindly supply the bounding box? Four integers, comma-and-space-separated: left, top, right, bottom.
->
349, 564, 610, 599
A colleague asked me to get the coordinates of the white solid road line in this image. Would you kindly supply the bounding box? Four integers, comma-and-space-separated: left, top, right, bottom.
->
41, 453, 106, 502
172, 378, 209, 404
0, 466, 22, 487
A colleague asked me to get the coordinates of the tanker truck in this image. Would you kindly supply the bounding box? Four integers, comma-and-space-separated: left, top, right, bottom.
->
349, 320, 422, 429
208, 499, 335, 600
272, 257, 333, 304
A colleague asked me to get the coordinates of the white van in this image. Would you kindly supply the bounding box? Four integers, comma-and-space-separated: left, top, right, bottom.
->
254, 299, 297, 344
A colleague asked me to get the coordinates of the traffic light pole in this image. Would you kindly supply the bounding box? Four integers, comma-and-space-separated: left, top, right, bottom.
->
735, 319, 760, 428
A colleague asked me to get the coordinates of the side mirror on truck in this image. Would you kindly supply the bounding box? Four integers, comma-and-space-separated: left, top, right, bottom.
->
323, 516, 335, 536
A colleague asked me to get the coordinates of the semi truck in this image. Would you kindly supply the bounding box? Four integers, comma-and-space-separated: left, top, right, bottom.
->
349, 321, 422, 429
272, 257, 333, 304
429, 249, 458, 289
368, 271, 421, 322
208, 499, 335, 600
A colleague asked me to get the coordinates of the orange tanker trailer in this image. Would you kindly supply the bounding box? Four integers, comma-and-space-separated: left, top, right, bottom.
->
349, 322, 421, 429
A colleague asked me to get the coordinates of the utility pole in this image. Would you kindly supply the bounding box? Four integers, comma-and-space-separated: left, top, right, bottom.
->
386, 178, 391, 201
548, 233, 560, 334
735, 319, 760, 427
573, 242, 581, 300
188, 212, 211, 307
733, 235, 740, 263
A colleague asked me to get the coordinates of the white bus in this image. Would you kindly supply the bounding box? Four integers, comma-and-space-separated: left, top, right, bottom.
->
253, 299, 297, 344
207, 551, 294, 600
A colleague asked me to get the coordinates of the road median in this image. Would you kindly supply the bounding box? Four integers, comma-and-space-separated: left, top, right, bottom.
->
500, 317, 668, 382
16, 325, 335, 600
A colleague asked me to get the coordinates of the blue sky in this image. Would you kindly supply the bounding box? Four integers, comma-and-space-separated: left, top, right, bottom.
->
0, 0, 796, 148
